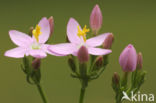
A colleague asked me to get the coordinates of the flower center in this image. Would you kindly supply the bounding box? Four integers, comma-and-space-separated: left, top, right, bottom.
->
32, 25, 42, 42
77, 25, 90, 42
31, 43, 41, 50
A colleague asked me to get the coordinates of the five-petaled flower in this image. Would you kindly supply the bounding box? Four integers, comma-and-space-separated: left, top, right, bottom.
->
5, 17, 60, 58
48, 18, 112, 56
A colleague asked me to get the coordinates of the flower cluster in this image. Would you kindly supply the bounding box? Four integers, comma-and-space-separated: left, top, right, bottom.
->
112, 44, 145, 103
4, 4, 146, 103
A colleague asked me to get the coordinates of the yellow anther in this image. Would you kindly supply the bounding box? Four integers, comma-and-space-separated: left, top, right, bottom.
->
77, 25, 90, 42
32, 25, 42, 42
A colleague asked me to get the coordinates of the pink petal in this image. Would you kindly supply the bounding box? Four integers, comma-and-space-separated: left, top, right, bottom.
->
86, 33, 112, 47
48, 43, 77, 56
41, 44, 65, 56
67, 18, 82, 44
88, 47, 112, 55
38, 17, 50, 43
4, 47, 27, 58
9, 30, 32, 47
119, 44, 137, 72
29, 49, 47, 58
119, 48, 129, 70
90, 4, 103, 31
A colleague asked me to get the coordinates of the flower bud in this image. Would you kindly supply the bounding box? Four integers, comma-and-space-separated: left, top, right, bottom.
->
119, 44, 137, 72
95, 56, 103, 68
137, 52, 143, 69
90, 4, 103, 34
92, 56, 103, 71
28, 27, 33, 36
48, 16, 54, 36
32, 58, 41, 70
103, 33, 114, 49
112, 72, 120, 85
77, 46, 89, 63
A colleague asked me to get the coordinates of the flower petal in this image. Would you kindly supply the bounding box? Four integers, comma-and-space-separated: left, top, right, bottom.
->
67, 18, 82, 44
4, 47, 27, 58
88, 47, 112, 55
48, 43, 77, 56
119, 44, 137, 72
38, 17, 50, 43
41, 44, 65, 56
9, 30, 32, 47
29, 49, 47, 58
86, 33, 112, 47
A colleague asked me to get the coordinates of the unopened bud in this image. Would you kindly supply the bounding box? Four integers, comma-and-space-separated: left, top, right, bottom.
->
119, 44, 137, 72
103, 33, 114, 49
32, 58, 41, 70
112, 72, 120, 85
68, 56, 76, 73
29, 27, 34, 36
137, 52, 143, 69
90, 4, 103, 34
77, 46, 89, 63
48, 16, 54, 36
95, 56, 103, 68
92, 56, 103, 71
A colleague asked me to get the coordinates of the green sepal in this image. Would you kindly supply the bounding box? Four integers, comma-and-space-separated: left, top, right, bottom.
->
135, 71, 146, 92
22, 56, 32, 75
79, 63, 87, 78
68, 55, 77, 73
26, 75, 35, 85
121, 72, 129, 90
31, 68, 41, 84
71, 73, 80, 79
21, 56, 41, 85
103, 55, 108, 66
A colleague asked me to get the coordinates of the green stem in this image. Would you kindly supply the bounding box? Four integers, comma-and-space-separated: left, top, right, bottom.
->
79, 87, 86, 103
121, 72, 129, 88
36, 84, 48, 103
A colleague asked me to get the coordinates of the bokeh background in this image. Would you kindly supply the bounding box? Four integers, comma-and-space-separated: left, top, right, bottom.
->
0, 0, 156, 103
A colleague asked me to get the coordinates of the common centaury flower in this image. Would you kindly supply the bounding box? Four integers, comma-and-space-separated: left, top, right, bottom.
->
5, 17, 59, 58
119, 44, 137, 72
48, 18, 112, 56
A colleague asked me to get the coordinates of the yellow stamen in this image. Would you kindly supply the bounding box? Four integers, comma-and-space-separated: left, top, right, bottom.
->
77, 25, 90, 42
32, 25, 42, 42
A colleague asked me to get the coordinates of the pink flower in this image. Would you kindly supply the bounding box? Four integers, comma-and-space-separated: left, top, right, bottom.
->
119, 44, 137, 72
48, 18, 112, 56
90, 4, 103, 32
5, 17, 60, 58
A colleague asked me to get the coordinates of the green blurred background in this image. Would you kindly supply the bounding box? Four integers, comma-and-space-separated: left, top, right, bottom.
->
0, 0, 156, 103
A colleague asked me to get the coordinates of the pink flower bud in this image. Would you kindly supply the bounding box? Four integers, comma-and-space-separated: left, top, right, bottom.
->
29, 27, 34, 36
112, 72, 120, 85
119, 44, 137, 72
48, 16, 54, 36
32, 58, 41, 70
137, 52, 143, 69
95, 56, 103, 68
103, 33, 114, 49
92, 56, 103, 71
90, 4, 103, 33
77, 46, 89, 63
